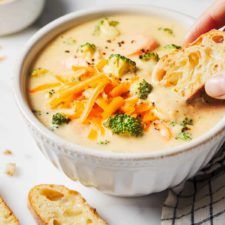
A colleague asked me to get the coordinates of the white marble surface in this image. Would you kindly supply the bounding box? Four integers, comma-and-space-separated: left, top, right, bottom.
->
0, 0, 214, 224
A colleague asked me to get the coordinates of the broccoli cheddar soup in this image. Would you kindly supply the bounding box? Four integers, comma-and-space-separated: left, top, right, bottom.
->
28, 14, 225, 153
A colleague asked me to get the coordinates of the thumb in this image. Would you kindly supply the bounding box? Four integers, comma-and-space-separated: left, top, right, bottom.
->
205, 74, 225, 99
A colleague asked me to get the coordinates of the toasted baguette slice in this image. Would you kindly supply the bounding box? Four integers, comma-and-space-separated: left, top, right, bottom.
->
0, 197, 19, 225
152, 30, 225, 100
28, 184, 107, 225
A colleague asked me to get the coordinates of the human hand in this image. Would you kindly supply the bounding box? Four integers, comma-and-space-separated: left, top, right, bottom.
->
184, 0, 225, 99
184, 0, 225, 45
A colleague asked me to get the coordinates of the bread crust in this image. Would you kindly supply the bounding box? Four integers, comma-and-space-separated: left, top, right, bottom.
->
28, 184, 107, 225
0, 196, 20, 225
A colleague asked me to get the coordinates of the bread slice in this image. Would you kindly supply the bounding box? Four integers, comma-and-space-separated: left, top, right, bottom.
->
28, 184, 107, 225
152, 30, 225, 100
0, 197, 19, 225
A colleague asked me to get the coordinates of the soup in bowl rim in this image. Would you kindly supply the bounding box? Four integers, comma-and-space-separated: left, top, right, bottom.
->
14, 5, 225, 196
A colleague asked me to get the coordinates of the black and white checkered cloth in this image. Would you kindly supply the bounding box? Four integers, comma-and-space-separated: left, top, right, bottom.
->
161, 144, 225, 225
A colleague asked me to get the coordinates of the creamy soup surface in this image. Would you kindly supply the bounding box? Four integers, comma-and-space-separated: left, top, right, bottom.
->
28, 14, 225, 152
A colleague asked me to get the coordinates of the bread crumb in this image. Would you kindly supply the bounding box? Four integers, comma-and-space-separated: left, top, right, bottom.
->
3, 149, 12, 155
5, 163, 16, 176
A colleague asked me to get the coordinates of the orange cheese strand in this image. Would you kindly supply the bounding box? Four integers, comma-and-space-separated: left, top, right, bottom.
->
90, 118, 105, 135
49, 74, 108, 108
135, 103, 152, 114
88, 129, 98, 140
110, 83, 130, 97
29, 83, 60, 93
68, 101, 84, 120
95, 59, 108, 71
121, 97, 138, 115
96, 97, 108, 109
142, 111, 157, 123
72, 66, 96, 73
80, 81, 108, 123
102, 97, 125, 119
54, 75, 68, 83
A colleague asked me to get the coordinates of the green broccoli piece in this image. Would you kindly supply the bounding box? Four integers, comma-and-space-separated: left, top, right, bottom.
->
139, 52, 159, 62
176, 131, 192, 141
98, 140, 110, 145
158, 27, 174, 35
93, 18, 120, 38
163, 44, 181, 50
52, 113, 70, 127
109, 20, 119, 27
105, 114, 143, 137
137, 79, 153, 100
175, 117, 193, 141
104, 54, 136, 77
77, 42, 96, 57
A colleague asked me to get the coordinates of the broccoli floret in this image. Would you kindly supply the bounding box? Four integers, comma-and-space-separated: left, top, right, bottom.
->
137, 79, 153, 100
105, 114, 143, 137
77, 42, 96, 57
139, 52, 159, 62
104, 54, 136, 77
52, 113, 70, 127
163, 44, 181, 50
93, 18, 120, 38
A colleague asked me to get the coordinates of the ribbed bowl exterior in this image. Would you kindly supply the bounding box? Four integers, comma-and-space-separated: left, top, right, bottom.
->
27, 120, 225, 196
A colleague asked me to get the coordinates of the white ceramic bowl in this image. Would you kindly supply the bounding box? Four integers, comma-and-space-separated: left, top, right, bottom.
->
0, 0, 45, 36
14, 6, 225, 196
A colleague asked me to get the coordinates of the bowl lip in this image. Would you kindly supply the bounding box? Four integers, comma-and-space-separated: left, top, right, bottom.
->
13, 4, 225, 161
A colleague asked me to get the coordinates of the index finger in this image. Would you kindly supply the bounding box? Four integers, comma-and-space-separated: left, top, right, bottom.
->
184, 0, 225, 45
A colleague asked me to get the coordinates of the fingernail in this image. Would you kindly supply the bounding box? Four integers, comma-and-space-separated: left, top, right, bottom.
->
205, 75, 225, 99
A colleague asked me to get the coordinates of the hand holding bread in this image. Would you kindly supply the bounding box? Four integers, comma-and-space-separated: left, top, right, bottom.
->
152, 30, 225, 101
183, 0, 225, 99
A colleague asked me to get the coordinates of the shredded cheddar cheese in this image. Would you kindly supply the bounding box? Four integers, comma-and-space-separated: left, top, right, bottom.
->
30, 64, 161, 140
